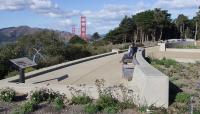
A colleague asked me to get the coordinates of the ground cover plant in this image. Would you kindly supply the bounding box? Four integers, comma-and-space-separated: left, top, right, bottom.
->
150, 57, 200, 113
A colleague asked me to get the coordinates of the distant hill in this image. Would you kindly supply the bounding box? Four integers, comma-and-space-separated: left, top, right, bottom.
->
0, 26, 74, 44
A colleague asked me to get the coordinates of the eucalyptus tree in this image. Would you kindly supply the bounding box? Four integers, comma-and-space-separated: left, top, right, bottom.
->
154, 8, 171, 41
134, 10, 155, 43
175, 14, 189, 38
119, 15, 136, 43
194, 7, 200, 41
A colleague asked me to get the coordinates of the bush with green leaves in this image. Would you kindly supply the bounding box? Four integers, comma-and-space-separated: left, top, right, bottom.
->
151, 57, 178, 68
84, 103, 99, 114
175, 92, 190, 103
0, 88, 16, 102
117, 100, 135, 110
103, 106, 118, 114
54, 97, 64, 110
138, 106, 147, 113
14, 101, 37, 114
71, 95, 92, 105
96, 95, 118, 111
30, 89, 62, 104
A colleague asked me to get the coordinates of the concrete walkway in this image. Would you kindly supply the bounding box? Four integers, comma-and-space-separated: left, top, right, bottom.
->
25, 53, 125, 85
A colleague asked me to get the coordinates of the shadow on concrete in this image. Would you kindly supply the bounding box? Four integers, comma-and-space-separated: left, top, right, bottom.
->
14, 94, 27, 102
10, 52, 117, 83
169, 81, 182, 105
32, 74, 68, 84
0, 107, 7, 113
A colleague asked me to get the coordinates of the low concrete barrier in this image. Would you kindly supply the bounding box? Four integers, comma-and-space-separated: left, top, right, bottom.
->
166, 48, 200, 53
1, 51, 118, 82
129, 48, 169, 108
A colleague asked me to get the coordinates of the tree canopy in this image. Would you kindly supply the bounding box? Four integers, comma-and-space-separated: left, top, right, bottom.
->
105, 8, 200, 44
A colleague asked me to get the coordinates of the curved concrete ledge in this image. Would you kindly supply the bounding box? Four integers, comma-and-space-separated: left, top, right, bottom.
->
2, 51, 120, 82
129, 48, 169, 108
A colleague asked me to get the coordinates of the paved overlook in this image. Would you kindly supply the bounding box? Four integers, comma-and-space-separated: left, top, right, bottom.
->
25, 53, 125, 85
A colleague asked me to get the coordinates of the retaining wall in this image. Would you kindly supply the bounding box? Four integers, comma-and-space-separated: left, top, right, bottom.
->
129, 48, 169, 108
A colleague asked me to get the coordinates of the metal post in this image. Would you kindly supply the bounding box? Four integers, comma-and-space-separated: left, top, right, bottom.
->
19, 68, 25, 83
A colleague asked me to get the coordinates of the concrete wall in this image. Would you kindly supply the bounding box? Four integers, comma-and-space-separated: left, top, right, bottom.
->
166, 48, 200, 53
2, 51, 118, 82
129, 48, 169, 108
0, 48, 169, 108
166, 39, 195, 48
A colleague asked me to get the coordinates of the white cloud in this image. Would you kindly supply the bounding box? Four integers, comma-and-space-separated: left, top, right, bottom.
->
0, 0, 80, 18
0, 0, 27, 10
1, 0, 199, 34
154, 0, 200, 10
59, 19, 72, 26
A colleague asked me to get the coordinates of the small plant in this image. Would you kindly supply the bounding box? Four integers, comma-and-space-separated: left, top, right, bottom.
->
118, 100, 135, 110
84, 103, 99, 114
14, 101, 36, 114
71, 95, 92, 105
175, 92, 190, 103
30, 88, 61, 104
103, 106, 118, 114
54, 97, 64, 110
0, 88, 16, 102
150, 57, 178, 68
25, 67, 36, 73
139, 106, 147, 113
194, 108, 200, 114
96, 95, 118, 110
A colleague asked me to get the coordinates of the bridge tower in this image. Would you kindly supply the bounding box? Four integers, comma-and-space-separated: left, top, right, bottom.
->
72, 25, 76, 34
80, 16, 87, 41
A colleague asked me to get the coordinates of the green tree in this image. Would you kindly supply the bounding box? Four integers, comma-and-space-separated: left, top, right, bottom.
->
153, 8, 171, 41
92, 32, 101, 41
119, 15, 136, 43
194, 7, 200, 40
68, 35, 87, 45
134, 10, 155, 43
175, 14, 189, 38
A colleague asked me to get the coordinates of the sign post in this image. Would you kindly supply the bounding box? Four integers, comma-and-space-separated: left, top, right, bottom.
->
10, 57, 37, 83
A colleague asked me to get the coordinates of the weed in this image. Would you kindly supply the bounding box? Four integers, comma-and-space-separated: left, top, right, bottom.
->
96, 95, 118, 110
14, 101, 36, 114
103, 106, 118, 114
71, 95, 92, 105
84, 103, 99, 114
0, 88, 15, 102
175, 92, 190, 103
54, 97, 64, 110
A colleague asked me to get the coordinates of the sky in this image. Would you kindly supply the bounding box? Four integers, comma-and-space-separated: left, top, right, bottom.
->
0, 0, 200, 34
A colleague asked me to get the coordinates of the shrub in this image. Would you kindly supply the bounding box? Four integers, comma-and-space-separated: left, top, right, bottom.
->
84, 103, 99, 114
71, 95, 92, 105
30, 89, 48, 104
96, 95, 118, 110
25, 67, 36, 73
118, 100, 135, 110
138, 106, 147, 113
30, 89, 61, 104
14, 101, 36, 114
151, 57, 178, 68
103, 106, 118, 114
194, 108, 200, 114
175, 92, 190, 103
54, 97, 64, 110
0, 88, 16, 102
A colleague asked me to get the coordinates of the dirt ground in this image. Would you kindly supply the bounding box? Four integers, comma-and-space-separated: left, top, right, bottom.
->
0, 101, 139, 114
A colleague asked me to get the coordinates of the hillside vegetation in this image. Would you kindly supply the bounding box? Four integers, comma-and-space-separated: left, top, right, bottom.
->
0, 30, 128, 79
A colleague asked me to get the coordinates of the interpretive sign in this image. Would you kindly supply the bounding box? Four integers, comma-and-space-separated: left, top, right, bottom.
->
10, 57, 37, 83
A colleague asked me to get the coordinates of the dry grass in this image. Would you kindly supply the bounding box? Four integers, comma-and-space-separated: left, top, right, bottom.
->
151, 58, 200, 113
